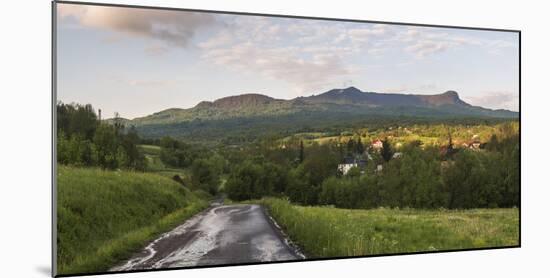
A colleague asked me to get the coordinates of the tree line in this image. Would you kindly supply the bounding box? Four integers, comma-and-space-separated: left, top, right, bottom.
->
223, 125, 519, 209
57, 102, 147, 170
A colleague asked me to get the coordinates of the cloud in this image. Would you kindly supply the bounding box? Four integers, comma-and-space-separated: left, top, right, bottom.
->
59, 5, 518, 95
202, 42, 352, 93
144, 45, 171, 56
406, 40, 450, 57
58, 3, 215, 47
396, 27, 516, 59
394, 27, 461, 58
464, 92, 519, 111
347, 24, 391, 42
110, 75, 175, 88
200, 18, 513, 92
197, 17, 371, 93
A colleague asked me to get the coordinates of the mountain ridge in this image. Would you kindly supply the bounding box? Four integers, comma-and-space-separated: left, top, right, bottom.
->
103, 87, 518, 140
106, 87, 517, 131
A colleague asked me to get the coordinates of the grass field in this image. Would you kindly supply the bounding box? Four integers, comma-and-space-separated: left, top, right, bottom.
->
56, 165, 209, 275
256, 198, 519, 258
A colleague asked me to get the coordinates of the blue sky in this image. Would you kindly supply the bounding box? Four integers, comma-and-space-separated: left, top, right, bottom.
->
57, 3, 519, 119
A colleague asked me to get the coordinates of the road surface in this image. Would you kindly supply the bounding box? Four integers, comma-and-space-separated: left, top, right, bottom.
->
112, 203, 304, 271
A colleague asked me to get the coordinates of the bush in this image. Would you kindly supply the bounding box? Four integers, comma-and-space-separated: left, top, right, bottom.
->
225, 160, 288, 201
286, 165, 319, 205
190, 158, 220, 195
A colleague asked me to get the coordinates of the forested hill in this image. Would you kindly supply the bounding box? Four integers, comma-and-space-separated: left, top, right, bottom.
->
107, 87, 518, 141
123, 87, 517, 125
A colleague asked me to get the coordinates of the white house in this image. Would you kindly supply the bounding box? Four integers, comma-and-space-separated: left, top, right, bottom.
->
338, 162, 358, 175
338, 157, 367, 175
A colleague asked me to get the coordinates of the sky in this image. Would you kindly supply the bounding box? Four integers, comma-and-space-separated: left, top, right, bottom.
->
56, 3, 519, 119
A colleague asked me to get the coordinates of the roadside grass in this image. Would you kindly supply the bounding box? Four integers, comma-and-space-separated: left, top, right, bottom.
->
56, 165, 209, 275
256, 198, 519, 258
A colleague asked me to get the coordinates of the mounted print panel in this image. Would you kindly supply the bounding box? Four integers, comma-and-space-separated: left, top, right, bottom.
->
53, 1, 520, 276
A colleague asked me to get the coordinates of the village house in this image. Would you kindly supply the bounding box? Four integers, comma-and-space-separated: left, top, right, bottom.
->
371, 139, 383, 151
338, 157, 367, 175
463, 134, 482, 150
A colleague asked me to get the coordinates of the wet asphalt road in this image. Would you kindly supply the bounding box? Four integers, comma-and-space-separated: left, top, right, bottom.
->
111, 204, 303, 271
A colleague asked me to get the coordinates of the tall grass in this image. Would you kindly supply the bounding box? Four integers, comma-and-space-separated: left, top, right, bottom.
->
258, 198, 519, 258
56, 166, 209, 275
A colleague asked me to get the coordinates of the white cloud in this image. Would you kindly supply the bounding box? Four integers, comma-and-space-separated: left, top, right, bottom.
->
347, 24, 390, 42
144, 45, 171, 56
394, 27, 466, 58
109, 75, 175, 88
464, 92, 519, 111
394, 26, 517, 59
58, 3, 215, 47
197, 17, 374, 93
202, 42, 352, 93
406, 40, 450, 57
198, 18, 514, 92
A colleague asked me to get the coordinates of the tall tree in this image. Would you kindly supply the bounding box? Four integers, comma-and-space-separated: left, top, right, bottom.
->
299, 140, 304, 163
93, 124, 118, 169
346, 138, 355, 155
381, 138, 393, 162
190, 159, 219, 195
356, 138, 365, 154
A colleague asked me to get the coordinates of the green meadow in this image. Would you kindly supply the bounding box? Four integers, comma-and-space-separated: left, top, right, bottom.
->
56, 165, 209, 274
257, 198, 519, 258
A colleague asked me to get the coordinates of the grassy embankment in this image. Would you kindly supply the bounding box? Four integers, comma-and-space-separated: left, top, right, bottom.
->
257, 198, 519, 258
57, 165, 210, 275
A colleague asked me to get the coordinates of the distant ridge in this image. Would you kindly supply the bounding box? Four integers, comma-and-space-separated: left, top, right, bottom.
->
306, 87, 471, 107
118, 87, 518, 127
197, 94, 282, 110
